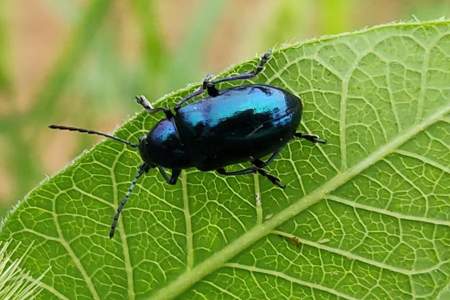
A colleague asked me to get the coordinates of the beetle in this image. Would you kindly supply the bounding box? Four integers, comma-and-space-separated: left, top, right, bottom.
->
49, 50, 326, 238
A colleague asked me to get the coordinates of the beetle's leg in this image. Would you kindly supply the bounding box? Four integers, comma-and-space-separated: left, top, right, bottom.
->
174, 74, 216, 110
216, 167, 256, 176
174, 87, 203, 110
158, 167, 171, 182
169, 169, 181, 184
216, 157, 285, 189
158, 167, 181, 185
175, 50, 271, 109
135, 95, 153, 111
202, 73, 219, 97
136, 95, 173, 118
295, 132, 327, 144
254, 167, 286, 189
249, 155, 285, 188
210, 50, 272, 85
215, 149, 279, 176
250, 150, 279, 168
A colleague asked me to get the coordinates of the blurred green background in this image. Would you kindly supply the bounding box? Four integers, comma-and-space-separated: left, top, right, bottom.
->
0, 0, 449, 216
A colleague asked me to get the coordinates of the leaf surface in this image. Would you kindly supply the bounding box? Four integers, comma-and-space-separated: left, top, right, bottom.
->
1, 21, 450, 299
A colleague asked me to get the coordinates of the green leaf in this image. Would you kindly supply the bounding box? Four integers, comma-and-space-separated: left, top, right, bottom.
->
1, 20, 450, 299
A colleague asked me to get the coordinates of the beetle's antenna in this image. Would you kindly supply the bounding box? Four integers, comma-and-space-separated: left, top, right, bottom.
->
49, 124, 138, 148
109, 163, 148, 238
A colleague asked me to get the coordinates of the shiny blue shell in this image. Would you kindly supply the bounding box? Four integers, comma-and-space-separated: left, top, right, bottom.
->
145, 84, 302, 170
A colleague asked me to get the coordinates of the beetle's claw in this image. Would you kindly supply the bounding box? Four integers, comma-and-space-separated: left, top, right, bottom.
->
254, 49, 272, 73
260, 170, 286, 189
136, 95, 154, 110
261, 49, 272, 61
203, 73, 214, 85
135, 95, 144, 103
316, 137, 327, 144
273, 178, 286, 189
296, 133, 327, 144
310, 134, 327, 144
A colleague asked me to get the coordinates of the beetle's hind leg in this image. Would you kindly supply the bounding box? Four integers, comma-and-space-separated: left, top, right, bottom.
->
216, 167, 255, 176
255, 167, 285, 189
216, 150, 285, 189
251, 150, 279, 167
215, 150, 278, 176
295, 132, 327, 144
250, 156, 286, 188
217, 166, 285, 188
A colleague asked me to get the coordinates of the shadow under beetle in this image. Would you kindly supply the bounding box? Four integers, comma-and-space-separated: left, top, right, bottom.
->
49, 50, 326, 238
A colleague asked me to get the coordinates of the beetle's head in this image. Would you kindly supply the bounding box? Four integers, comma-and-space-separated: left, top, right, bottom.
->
138, 119, 192, 168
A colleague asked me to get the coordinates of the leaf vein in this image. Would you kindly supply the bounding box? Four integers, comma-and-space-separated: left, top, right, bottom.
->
395, 149, 450, 174
224, 263, 358, 300
272, 230, 446, 276
111, 154, 135, 300
53, 205, 100, 300
328, 194, 450, 226
182, 171, 194, 270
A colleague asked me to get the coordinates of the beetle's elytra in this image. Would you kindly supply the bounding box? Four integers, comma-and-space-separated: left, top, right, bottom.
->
49, 50, 326, 238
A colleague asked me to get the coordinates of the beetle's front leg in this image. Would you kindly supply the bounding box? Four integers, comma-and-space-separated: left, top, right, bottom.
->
295, 132, 327, 144
136, 95, 173, 118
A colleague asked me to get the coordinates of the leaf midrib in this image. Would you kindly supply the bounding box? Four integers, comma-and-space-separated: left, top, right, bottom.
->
150, 104, 450, 300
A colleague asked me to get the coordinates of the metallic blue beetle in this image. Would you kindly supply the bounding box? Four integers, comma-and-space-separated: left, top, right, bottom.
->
49, 50, 326, 238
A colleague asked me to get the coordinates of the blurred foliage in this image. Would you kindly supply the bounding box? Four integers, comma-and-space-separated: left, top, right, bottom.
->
0, 1, 10, 92
131, 0, 168, 98
163, 0, 226, 92
319, 0, 349, 34
0, 0, 449, 217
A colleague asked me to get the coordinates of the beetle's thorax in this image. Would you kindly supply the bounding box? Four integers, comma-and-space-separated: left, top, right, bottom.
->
138, 118, 193, 169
